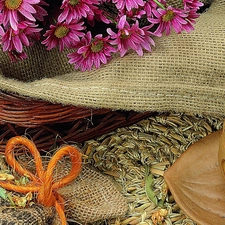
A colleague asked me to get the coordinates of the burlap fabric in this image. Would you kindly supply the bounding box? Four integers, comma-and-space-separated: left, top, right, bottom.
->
0, 0, 224, 116
58, 166, 128, 223
0, 202, 54, 224
0, 154, 128, 224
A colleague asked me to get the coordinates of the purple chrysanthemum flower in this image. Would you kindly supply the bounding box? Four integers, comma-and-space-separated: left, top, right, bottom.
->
0, 0, 41, 30
33, 0, 49, 22
107, 15, 157, 57
112, 0, 145, 11
58, 0, 100, 23
88, 7, 111, 25
0, 12, 2, 23
0, 0, 202, 67
183, 0, 204, 10
181, 8, 200, 32
68, 31, 117, 71
42, 20, 85, 51
119, 6, 146, 21
144, 0, 158, 18
8, 50, 27, 62
0, 25, 4, 43
1, 21, 42, 53
148, 6, 189, 35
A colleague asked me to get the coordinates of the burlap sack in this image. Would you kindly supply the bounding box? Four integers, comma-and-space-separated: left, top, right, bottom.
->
0, 154, 128, 224
58, 166, 128, 223
0, 0, 224, 116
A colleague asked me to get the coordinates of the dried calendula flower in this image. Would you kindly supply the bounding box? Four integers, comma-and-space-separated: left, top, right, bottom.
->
152, 209, 168, 225
14, 174, 30, 185
11, 192, 32, 208
10, 191, 33, 208
12, 195, 27, 208
0, 173, 15, 181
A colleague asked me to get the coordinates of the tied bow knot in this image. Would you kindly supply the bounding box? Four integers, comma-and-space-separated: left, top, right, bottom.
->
0, 136, 82, 225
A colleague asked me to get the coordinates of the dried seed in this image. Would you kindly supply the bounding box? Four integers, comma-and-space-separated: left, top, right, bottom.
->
121, 217, 139, 225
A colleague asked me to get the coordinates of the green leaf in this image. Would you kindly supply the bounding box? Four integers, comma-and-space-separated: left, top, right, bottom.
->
0, 187, 7, 200
20, 175, 30, 185
6, 193, 15, 206
15, 175, 30, 186
145, 166, 158, 205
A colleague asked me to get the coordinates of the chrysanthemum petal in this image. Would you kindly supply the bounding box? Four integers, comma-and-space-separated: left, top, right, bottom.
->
18, 7, 36, 21
13, 35, 23, 52
19, 33, 29, 46
22, 3, 37, 13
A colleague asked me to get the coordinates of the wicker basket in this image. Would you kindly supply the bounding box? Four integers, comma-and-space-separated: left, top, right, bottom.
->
0, 91, 153, 153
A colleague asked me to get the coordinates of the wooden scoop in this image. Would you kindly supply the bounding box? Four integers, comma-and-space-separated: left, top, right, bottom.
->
164, 125, 225, 225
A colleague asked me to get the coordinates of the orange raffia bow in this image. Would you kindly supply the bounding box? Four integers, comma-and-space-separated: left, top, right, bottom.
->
0, 136, 82, 225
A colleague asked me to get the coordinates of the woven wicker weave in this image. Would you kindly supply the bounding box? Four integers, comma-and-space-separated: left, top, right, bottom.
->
0, 91, 153, 153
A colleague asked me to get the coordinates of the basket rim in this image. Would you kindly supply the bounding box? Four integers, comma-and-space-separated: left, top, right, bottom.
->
0, 91, 112, 127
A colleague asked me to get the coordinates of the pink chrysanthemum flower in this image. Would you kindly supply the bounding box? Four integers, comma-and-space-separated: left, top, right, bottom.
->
0, 25, 4, 42
112, 0, 145, 11
58, 0, 100, 23
1, 21, 42, 53
183, 0, 203, 10
68, 31, 117, 71
0, 12, 2, 23
8, 50, 27, 62
144, 0, 158, 18
119, 7, 146, 21
148, 6, 189, 35
180, 8, 200, 32
107, 15, 157, 57
0, 0, 40, 30
42, 20, 85, 51
89, 7, 111, 25
182, 0, 203, 31
33, 0, 49, 22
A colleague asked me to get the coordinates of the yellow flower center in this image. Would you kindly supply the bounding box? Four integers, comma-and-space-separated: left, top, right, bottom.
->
162, 10, 175, 22
91, 40, 104, 53
120, 30, 130, 39
54, 26, 69, 38
69, 0, 79, 6
12, 29, 23, 37
5, 0, 22, 10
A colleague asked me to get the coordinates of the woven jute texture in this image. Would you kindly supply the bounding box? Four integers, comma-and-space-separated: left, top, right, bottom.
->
58, 166, 128, 223
0, 0, 224, 116
0, 154, 128, 225
0, 203, 54, 225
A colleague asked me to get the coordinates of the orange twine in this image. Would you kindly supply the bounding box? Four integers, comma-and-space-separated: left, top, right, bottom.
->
0, 136, 82, 225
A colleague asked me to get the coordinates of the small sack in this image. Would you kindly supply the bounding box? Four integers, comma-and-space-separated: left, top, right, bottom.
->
58, 166, 128, 223
0, 153, 128, 225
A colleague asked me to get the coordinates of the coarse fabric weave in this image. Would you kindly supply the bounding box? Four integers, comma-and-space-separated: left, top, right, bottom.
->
0, 156, 128, 225
0, 0, 224, 116
58, 166, 128, 223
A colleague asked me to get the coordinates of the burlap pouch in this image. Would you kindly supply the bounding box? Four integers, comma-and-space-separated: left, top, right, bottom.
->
0, 0, 224, 116
0, 155, 128, 224
58, 166, 128, 223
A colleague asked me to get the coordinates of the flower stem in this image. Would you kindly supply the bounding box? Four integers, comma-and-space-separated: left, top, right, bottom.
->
153, 0, 166, 9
